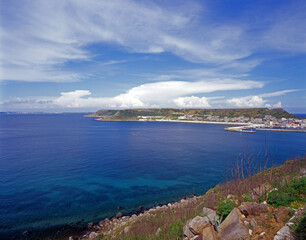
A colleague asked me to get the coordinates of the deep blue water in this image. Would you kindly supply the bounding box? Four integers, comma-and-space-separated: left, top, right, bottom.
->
0, 113, 305, 237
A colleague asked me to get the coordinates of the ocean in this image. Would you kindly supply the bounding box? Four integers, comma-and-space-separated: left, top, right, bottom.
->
0, 113, 305, 239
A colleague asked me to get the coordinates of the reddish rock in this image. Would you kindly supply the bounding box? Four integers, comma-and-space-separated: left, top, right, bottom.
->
274, 207, 290, 223
238, 202, 267, 217
183, 219, 195, 239
218, 208, 249, 240
189, 216, 210, 235
203, 207, 217, 221
115, 212, 123, 218
202, 222, 219, 240
98, 220, 104, 227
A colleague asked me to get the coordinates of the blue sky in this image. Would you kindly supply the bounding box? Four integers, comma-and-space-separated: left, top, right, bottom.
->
0, 0, 306, 113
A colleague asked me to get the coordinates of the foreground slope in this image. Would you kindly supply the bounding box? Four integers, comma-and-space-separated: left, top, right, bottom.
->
73, 157, 305, 240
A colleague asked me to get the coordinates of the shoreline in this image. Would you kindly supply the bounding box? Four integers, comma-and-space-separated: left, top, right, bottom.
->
93, 118, 306, 133
7, 194, 203, 240
75, 195, 203, 240
156, 119, 250, 125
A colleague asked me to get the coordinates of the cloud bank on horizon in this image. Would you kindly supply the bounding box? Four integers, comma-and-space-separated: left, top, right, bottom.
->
0, 0, 306, 111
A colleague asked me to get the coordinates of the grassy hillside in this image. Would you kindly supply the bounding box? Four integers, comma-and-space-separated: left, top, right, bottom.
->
80, 157, 305, 240
87, 108, 300, 120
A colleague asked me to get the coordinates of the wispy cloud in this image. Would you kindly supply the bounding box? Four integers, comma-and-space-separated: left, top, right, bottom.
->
262, 1, 306, 53
0, 0, 265, 82
259, 89, 301, 98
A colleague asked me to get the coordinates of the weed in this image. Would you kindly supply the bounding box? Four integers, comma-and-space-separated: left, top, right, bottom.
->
207, 215, 223, 232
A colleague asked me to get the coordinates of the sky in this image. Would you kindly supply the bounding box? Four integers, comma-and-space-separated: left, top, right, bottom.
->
0, 0, 306, 113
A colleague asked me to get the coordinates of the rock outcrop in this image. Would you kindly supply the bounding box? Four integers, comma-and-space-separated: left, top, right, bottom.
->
183, 202, 303, 240
217, 208, 249, 240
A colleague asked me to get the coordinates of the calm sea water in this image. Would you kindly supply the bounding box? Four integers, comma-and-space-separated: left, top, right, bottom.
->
0, 113, 305, 238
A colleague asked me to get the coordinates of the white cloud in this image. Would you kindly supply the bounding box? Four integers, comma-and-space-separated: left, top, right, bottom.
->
173, 96, 210, 108
1, 79, 263, 110
273, 101, 282, 108
227, 96, 268, 108
226, 89, 298, 108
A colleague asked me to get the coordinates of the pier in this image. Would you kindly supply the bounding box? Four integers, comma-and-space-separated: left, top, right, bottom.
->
224, 124, 306, 133
224, 125, 256, 133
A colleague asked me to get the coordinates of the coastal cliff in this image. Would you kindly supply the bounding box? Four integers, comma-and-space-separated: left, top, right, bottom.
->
70, 157, 306, 240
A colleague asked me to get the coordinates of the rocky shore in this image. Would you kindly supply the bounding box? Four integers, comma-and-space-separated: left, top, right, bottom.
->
69, 196, 203, 240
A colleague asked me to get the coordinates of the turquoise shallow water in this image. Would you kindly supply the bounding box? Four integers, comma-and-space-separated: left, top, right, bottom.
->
0, 113, 305, 238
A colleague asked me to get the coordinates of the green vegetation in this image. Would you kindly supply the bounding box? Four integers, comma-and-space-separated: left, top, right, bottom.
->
216, 199, 235, 218
86, 108, 301, 121
293, 214, 306, 240
267, 177, 306, 208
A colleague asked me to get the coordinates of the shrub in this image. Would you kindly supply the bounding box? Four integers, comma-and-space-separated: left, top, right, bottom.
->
293, 214, 306, 240
267, 191, 297, 207
217, 199, 235, 218
290, 200, 305, 209
284, 177, 306, 195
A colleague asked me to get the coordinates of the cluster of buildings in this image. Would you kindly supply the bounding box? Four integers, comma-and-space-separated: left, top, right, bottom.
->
137, 114, 306, 129
177, 114, 306, 129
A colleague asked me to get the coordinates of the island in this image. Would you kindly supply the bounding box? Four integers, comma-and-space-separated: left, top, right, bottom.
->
87, 108, 306, 133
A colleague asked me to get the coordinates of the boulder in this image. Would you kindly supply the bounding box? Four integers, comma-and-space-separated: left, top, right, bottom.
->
202, 222, 219, 240
138, 206, 144, 213
22, 230, 30, 236
249, 218, 258, 232
189, 216, 210, 235
218, 208, 249, 240
203, 207, 217, 221
274, 207, 290, 223
183, 219, 195, 239
88, 222, 94, 229
274, 225, 294, 240
88, 231, 98, 239
116, 212, 123, 218
238, 202, 268, 217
